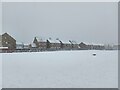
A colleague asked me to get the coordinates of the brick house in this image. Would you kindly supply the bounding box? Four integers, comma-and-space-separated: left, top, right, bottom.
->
33, 37, 47, 50
0, 33, 16, 50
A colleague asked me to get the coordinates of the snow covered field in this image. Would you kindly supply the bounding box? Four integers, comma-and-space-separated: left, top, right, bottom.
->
0, 54, 2, 89
2, 50, 118, 88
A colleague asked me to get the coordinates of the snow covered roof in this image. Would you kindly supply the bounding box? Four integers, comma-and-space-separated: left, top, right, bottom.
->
16, 42, 29, 45
16, 42, 23, 45
24, 43, 29, 46
90, 43, 104, 46
35, 37, 61, 43
62, 41, 71, 44
81, 42, 104, 46
48, 38, 60, 43
0, 47, 8, 49
35, 37, 46, 42
31, 43, 36, 47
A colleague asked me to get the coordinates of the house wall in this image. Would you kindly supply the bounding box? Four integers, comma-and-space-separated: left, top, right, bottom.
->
39, 42, 46, 50
2, 33, 16, 50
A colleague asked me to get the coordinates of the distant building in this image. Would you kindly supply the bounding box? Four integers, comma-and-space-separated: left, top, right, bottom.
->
29, 43, 37, 48
0, 33, 16, 50
70, 40, 79, 50
113, 45, 120, 50
32, 37, 82, 50
93, 45, 105, 50
33, 37, 47, 50
63, 43, 72, 50
33, 37, 61, 51
48, 38, 61, 50
104, 44, 113, 50
0, 35, 2, 47
79, 42, 88, 50
79, 42, 105, 50
16, 42, 24, 49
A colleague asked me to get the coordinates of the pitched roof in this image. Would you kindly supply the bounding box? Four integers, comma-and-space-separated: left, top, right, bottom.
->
2, 33, 16, 41
48, 38, 60, 43
34, 37, 46, 42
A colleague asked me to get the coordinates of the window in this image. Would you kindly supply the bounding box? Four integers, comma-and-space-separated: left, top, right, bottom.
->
6, 42, 8, 44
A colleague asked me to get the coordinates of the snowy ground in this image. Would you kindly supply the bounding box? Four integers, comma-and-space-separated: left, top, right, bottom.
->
0, 54, 2, 89
2, 50, 118, 88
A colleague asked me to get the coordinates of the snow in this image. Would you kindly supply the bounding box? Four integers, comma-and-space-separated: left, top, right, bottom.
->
0, 53, 2, 89
48, 38, 60, 43
0, 47, 8, 49
2, 50, 118, 88
31, 43, 36, 48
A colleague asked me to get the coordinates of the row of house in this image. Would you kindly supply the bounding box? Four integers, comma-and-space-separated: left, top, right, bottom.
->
79, 42, 105, 50
0, 33, 118, 52
28, 37, 80, 51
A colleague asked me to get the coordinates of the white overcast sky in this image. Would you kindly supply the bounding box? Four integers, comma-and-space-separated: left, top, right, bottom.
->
2, 2, 118, 44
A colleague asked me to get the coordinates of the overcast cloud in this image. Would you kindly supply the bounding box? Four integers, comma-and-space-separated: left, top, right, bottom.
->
2, 2, 118, 44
